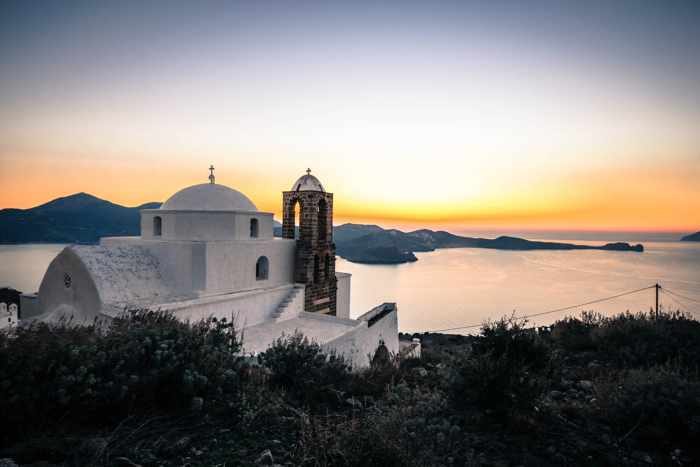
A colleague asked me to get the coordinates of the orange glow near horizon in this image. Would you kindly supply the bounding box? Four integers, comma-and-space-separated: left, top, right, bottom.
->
1, 153, 698, 233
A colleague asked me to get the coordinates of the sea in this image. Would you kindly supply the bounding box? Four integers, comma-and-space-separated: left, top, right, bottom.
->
2, 233, 699, 334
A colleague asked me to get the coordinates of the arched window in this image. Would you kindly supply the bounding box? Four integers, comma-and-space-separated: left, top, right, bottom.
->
256, 256, 269, 281
324, 255, 331, 279
293, 199, 301, 240
317, 198, 328, 243
250, 218, 259, 238
283, 197, 302, 240
313, 255, 320, 282
153, 216, 162, 237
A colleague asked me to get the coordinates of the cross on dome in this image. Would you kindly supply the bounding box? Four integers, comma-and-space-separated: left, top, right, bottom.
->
306, 168, 312, 175
209, 165, 215, 184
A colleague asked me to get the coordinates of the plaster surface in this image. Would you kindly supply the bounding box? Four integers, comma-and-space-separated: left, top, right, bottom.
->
323, 304, 399, 368
240, 311, 359, 355
336, 272, 351, 319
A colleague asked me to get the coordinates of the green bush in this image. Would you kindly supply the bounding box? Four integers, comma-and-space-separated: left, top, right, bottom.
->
592, 311, 700, 369
551, 310, 700, 371
3, 308, 700, 466
0, 310, 243, 444
347, 343, 406, 399
293, 413, 414, 467
293, 383, 458, 467
550, 311, 602, 352
594, 366, 700, 461
451, 316, 554, 419
258, 332, 351, 410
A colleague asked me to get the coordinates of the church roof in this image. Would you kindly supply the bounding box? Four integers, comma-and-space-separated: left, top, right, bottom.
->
70, 245, 190, 314
291, 169, 325, 192
161, 183, 258, 212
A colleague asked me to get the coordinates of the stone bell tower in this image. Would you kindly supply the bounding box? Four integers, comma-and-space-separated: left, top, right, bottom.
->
282, 169, 337, 315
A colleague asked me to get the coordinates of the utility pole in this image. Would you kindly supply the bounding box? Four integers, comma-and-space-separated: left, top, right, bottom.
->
655, 283, 660, 319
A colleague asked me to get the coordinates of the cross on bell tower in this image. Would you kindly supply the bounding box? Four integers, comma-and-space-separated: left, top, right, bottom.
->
209, 165, 215, 184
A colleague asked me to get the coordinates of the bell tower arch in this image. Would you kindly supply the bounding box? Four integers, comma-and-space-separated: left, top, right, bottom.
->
282, 169, 337, 315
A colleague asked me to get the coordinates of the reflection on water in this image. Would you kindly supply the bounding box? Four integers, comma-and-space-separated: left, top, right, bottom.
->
338, 241, 700, 333
2, 242, 699, 333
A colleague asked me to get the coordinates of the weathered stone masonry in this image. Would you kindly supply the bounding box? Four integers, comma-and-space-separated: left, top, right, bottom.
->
282, 189, 337, 315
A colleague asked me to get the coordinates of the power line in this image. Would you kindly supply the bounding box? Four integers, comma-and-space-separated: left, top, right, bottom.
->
663, 289, 700, 317
427, 285, 657, 333
663, 290, 685, 311
664, 288, 700, 304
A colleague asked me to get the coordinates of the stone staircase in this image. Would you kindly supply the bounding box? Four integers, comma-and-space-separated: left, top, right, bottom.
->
271, 284, 305, 322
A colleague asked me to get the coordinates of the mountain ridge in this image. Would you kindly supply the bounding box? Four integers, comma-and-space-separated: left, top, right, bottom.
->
1, 193, 645, 263
0, 193, 161, 244
333, 224, 645, 264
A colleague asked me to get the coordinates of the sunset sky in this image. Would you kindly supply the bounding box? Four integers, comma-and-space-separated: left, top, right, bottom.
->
1, 0, 699, 231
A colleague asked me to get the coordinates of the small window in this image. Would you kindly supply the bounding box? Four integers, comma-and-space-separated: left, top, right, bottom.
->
256, 256, 269, 280
153, 216, 162, 236
250, 218, 259, 238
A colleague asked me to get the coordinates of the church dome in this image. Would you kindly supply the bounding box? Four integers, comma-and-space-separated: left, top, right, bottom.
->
161, 183, 258, 212
291, 169, 325, 192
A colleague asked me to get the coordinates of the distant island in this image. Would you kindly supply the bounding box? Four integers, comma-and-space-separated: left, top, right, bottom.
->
1, 193, 643, 264
330, 224, 644, 264
681, 231, 700, 242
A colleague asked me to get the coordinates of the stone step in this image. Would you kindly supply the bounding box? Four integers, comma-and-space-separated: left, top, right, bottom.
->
272, 285, 305, 322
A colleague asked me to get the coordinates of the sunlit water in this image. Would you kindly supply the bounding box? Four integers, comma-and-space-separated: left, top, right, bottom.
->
339, 240, 700, 333
2, 241, 699, 333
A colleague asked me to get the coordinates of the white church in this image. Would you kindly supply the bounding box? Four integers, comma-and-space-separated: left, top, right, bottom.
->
26, 168, 399, 367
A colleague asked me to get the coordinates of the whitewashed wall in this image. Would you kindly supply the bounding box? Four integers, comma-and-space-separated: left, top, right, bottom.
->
141, 210, 274, 242
336, 272, 351, 319
231, 212, 274, 240
322, 304, 399, 368
103, 236, 296, 295
204, 238, 295, 293
165, 284, 295, 328
37, 247, 103, 322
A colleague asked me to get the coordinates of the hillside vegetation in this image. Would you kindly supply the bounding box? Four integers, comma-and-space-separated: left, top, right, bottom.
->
1, 310, 699, 466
